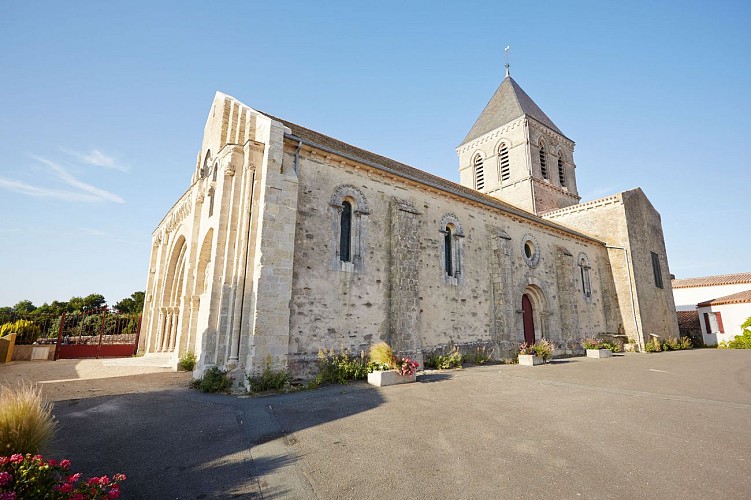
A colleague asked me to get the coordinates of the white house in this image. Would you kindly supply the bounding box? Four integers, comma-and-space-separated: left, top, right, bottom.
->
697, 290, 751, 346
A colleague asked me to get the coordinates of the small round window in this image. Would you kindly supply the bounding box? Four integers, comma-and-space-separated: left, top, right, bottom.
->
521, 234, 541, 268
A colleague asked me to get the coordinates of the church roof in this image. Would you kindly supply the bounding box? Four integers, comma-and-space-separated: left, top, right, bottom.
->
261, 110, 601, 245
461, 76, 566, 145
672, 272, 751, 289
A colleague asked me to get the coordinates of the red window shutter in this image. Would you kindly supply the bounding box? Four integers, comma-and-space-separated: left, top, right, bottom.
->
703, 313, 712, 333
716, 312, 724, 333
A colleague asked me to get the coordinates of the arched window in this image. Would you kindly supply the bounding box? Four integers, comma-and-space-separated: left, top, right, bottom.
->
330, 185, 369, 272
440, 214, 464, 284
558, 157, 565, 186
212, 161, 219, 182
539, 143, 547, 179
473, 154, 485, 190
339, 200, 352, 263
444, 226, 453, 277
579, 254, 592, 298
208, 187, 215, 217
499, 143, 510, 182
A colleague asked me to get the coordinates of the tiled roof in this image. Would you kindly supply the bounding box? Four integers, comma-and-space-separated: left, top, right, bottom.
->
676, 310, 701, 331
263, 112, 602, 244
697, 289, 751, 307
461, 76, 567, 145
671, 272, 751, 289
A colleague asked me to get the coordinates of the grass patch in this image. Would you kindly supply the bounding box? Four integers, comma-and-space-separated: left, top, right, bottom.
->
0, 383, 56, 455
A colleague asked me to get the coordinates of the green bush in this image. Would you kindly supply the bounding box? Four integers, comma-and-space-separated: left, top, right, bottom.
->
248, 358, 290, 393
644, 337, 662, 352
0, 320, 41, 345
190, 366, 232, 393
314, 348, 369, 387
425, 347, 462, 369
662, 337, 681, 351
680, 336, 693, 350
461, 346, 494, 365
0, 383, 56, 455
179, 351, 197, 371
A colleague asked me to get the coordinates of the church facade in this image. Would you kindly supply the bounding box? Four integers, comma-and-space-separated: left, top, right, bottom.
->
139, 75, 680, 376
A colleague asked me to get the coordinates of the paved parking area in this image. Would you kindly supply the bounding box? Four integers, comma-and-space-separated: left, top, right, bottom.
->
3, 349, 750, 499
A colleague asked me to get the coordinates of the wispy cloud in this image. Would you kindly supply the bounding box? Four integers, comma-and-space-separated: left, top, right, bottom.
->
62, 148, 128, 172
0, 156, 124, 203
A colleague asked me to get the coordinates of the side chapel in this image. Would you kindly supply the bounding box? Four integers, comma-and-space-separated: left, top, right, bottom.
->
139, 72, 680, 376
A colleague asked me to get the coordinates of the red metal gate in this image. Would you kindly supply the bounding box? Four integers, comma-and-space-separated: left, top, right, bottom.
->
54, 308, 141, 360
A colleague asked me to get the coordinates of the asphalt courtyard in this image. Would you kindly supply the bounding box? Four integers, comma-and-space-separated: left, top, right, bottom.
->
2, 349, 749, 499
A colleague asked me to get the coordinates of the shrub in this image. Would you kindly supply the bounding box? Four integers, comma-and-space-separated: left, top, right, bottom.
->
462, 346, 494, 365
518, 343, 535, 356
0, 454, 125, 499
314, 348, 369, 386
425, 347, 462, 370
179, 352, 197, 371
644, 337, 662, 352
190, 366, 231, 393
0, 383, 56, 456
0, 320, 41, 345
662, 337, 681, 351
725, 330, 751, 349
533, 339, 554, 361
369, 342, 395, 369
248, 357, 290, 393
680, 336, 693, 350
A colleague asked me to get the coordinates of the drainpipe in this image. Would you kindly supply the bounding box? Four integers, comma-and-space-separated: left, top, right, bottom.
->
606, 245, 644, 352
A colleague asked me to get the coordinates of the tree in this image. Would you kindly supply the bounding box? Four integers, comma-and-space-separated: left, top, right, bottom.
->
81, 294, 106, 312
13, 300, 36, 314
114, 291, 145, 315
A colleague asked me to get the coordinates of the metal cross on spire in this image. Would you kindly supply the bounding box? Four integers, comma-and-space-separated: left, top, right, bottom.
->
504, 46, 511, 77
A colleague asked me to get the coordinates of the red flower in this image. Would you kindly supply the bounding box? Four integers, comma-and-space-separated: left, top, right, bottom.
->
60, 482, 74, 493
113, 473, 127, 481
1, 491, 17, 500
108, 488, 121, 499
60, 459, 71, 469
68, 473, 82, 483
47, 458, 58, 466
99, 475, 110, 485
9, 454, 23, 464
0, 472, 12, 487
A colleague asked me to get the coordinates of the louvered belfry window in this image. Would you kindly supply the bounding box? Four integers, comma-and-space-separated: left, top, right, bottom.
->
340, 201, 352, 262
539, 144, 547, 179
474, 155, 485, 190
499, 144, 510, 182
558, 157, 566, 186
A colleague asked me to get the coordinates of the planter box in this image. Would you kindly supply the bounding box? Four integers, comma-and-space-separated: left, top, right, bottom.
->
518, 354, 544, 366
367, 369, 416, 387
586, 348, 613, 359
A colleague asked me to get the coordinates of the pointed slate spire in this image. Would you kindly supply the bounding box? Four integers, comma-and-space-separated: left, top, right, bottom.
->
461, 76, 565, 145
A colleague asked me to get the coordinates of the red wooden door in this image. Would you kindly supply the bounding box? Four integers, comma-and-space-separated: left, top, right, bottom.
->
522, 294, 535, 344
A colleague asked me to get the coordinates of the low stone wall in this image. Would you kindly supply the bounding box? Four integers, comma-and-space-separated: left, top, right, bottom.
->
11, 344, 57, 361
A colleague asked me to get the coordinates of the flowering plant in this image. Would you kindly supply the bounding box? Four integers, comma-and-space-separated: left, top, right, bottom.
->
395, 357, 419, 377
518, 339, 554, 361
0, 454, 125, 499
518, 342, 535, 356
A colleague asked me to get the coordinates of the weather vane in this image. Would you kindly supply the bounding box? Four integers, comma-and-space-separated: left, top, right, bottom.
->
504, 46, 511, 77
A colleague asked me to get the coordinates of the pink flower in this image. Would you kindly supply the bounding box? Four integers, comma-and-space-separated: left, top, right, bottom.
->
68, 473, 82, 483
113, 473, 126, 481
47, 458, 58, 467
60, 482, 74, 493
1, 492, 16, 500
88, 477, 101, 486
108, 487, 120, 499
0, 457, 8, 466
0, 472, 12, 487
98, 475, 110, 485
60, 459, 71, 469
9, 455, 23, 464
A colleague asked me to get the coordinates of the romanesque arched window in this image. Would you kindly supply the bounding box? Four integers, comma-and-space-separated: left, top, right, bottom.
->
330, 185, 369, 272
440, 214, 464, 284
558, 157, 566, 186
212, 161, 219, 182
339, 200, 352, 263
578, 253, 592, 298
539, 142, 548, 179
473, 154, 485, 190
499, 143, 510, 182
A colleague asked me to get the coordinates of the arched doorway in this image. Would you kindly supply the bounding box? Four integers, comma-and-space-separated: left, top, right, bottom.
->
522, 294, 535, 344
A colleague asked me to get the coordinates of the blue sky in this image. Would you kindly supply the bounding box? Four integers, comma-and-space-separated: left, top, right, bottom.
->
1, 0, 749, 307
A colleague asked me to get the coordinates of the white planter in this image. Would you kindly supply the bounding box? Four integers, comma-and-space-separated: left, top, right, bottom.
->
367, 369, 416, 387
586, 348, 613, 359
518, 354, 544, 366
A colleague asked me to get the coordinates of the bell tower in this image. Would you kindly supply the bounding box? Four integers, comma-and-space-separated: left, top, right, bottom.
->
456, 73, 580, 215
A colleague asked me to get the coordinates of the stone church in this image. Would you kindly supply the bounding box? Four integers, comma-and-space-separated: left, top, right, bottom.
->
139, 73, 680, 376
